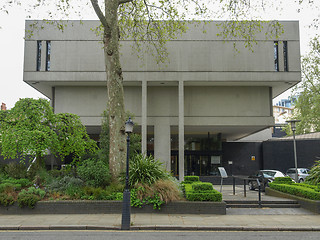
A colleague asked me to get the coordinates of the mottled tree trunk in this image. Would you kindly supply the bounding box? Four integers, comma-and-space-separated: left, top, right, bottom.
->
104, 0, 126, 180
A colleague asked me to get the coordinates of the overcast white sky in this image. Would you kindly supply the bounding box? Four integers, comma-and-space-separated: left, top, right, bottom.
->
0, 1, 319, 109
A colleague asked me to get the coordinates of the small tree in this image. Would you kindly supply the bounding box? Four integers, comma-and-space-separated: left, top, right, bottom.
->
54, 113, 97, 163
0, 98, 57, 167
287, 36, 320, 134
0, 98, 97, 166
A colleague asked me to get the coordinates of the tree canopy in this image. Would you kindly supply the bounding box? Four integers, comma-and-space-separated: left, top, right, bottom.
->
0, 98, 97, 164
287, 36, 320, 134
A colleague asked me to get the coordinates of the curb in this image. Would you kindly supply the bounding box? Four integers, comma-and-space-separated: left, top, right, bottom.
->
1, 225, 320, 231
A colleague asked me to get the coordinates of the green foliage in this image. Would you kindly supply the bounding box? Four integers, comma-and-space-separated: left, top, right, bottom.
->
46, 175, 84, 193
0, 182, 21, 193
17, 186, 46, 208
4, 162, 27, 179
128, 154, 169, 187
54, 113, 97, 163
287, 36, 320, 134
0, 194, 14, 207
0, 99, 97, 165
305, 160, 320, 185
77, 158, 111, 188
1, 178, 32, 188
273, 176, 294, 184
269, 182, 320, 200
130, 188, 165, 210
17, 193, 40, 209
192, 182, 213, 192
20, 186, 46, 199
0, 98, 58, 161
183, 182, 222, 202
183, 176, 200, 184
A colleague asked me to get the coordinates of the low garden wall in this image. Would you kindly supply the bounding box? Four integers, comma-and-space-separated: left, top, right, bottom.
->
266, 188, 320, 214
0, 200, 226, 215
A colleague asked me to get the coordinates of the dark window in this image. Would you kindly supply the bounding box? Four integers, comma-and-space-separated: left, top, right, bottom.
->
46, 41, 51, 71
36, 40, 42, 71
283, 41, 288, 71
274, 41, 279, 71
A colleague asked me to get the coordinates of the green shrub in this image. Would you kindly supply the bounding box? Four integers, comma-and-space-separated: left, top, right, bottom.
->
192, 182, 213, 192
0, 182, 21, 193
305, 160, 320, 185
183, 176, 200, 183
273, 176, 294, 184
46, 175, 84, 193
17, 193, 40, 209
183, 182, 222, 202
0, 193, 14, 206
4, 162, 27, 179
269, 182, 320, 200
128, 154, 169, 187
186, 192, 222, 202
20, 187, 46, 199
77, 159, 110, 188
64, 185, 84, 199
82, 186, 110, 200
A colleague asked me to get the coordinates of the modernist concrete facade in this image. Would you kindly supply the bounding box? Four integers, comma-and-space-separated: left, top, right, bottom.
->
23, 20, 301, 179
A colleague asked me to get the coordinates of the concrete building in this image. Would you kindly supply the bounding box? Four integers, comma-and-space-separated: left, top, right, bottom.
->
23, 20, 301, 179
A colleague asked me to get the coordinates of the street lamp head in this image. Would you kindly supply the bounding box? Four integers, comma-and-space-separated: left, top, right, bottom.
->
125, 117, 134, 134
286, 119, 301, 132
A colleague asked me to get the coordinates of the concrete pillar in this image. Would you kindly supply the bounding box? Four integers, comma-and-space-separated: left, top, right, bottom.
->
178, 81, 185, 181
141, 81, 147, 153
154, 118, 171, 171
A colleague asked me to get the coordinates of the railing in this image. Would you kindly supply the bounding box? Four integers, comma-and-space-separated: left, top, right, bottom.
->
232, 176, 262, 208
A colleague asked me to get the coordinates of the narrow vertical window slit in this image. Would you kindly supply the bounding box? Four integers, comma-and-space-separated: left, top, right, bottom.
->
36, 40, 42, 71
46, 41, 51, 71
274, 41, 279, 72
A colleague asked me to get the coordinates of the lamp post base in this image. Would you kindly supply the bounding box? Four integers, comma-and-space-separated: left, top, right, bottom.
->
121, 190, 131, 230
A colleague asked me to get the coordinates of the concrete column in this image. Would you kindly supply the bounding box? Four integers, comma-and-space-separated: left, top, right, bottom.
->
154, 118, 171, 171
178, 81, 185, 181
141, 81, 147, 153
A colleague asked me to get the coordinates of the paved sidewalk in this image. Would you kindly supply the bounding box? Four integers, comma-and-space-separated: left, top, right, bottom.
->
0, 185, 318, 231
0, 211, 319, 231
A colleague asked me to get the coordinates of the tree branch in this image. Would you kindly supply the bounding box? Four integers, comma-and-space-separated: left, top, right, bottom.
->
119, 0, 133, 5
90, 0, 108, 28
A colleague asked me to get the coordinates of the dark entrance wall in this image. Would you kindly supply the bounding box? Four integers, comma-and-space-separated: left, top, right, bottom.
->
222, 142, 263, 176
262, 139, 320, 173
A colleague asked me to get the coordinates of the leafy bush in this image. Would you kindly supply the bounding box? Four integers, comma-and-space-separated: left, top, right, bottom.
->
183, 176, 200, 183
129, 154, 169, 187
0, 193, 14, 206
183, 182, 222, 202
305, 160, 320, 185
0, 182, 22, 193
46, 175, 83, 193
192, 182, 214, 192
17, 186, 46, 208
17, 193, 40, 209
4, 162, 27, 179
273, 176, 294, 184
269, 182, 320, 200
77, 159, 110, 188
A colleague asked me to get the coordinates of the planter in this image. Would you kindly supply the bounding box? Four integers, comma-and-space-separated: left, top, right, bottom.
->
266, 187, 320, 214
0, 200, 226, 215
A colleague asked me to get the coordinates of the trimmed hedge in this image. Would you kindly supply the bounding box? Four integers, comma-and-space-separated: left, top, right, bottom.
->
269, 182, 320, 200
183, 176, 200, 184
192, 182, 213, 192
182, 178, 222, 202
273, 176, 294, 184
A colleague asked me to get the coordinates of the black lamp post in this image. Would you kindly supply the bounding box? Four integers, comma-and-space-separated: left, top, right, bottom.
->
286, 119, 301, 183
121, 117, 134, 230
